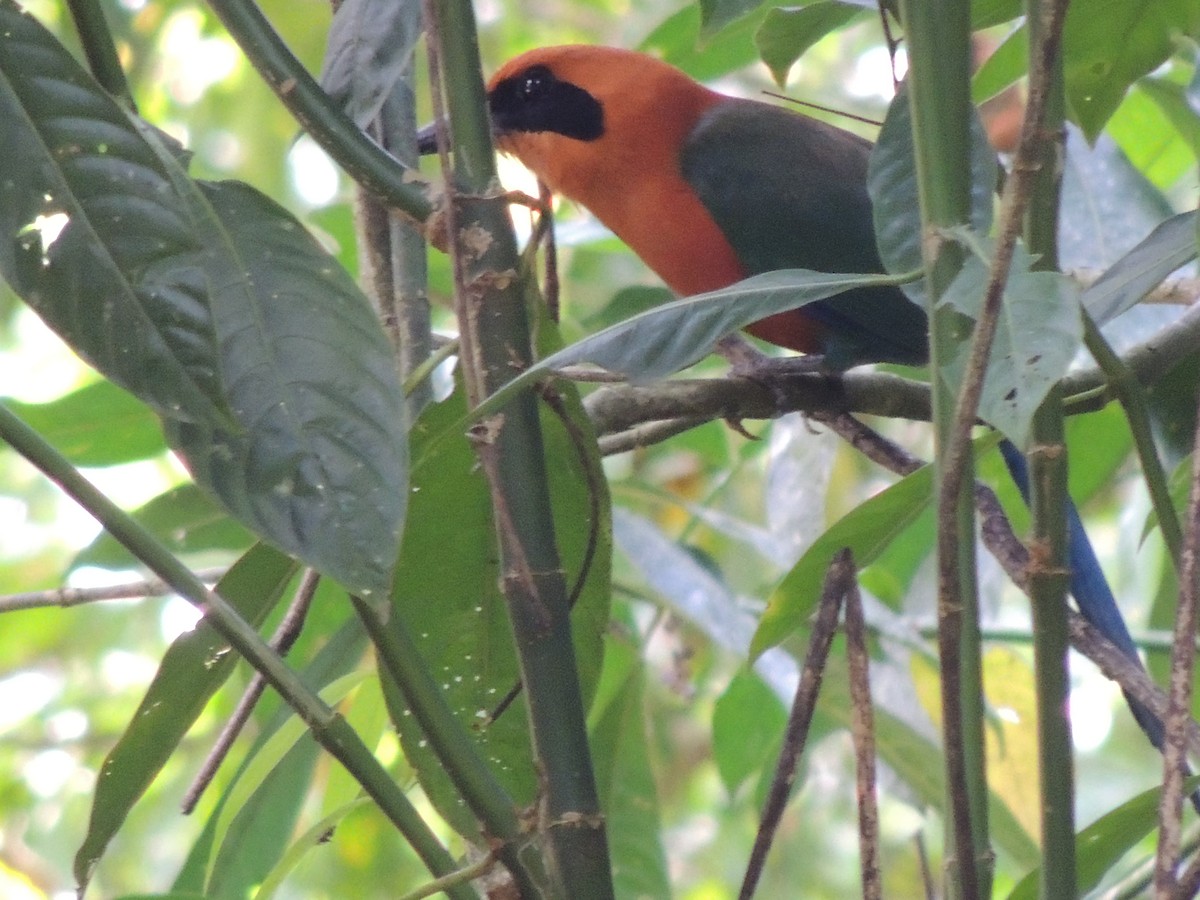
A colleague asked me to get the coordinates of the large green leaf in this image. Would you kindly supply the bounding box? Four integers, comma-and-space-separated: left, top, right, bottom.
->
73, 483, 255, 570
74, 544, 297, 891
383, 376, 611, 840
752, 461, 934, 657
1080, 211, 1198, 325
6, 380, 165, 467
588, 638, 671, 900
938, 238, 1084, 448
699, 0, 766, 37
1007, 777, 1200, 899
162, 180, 408, 600
1062, 0, 1200, 142
868, 86, 998, 297
0, 1, 229, 426
755, 3, 866, 86
0, 3, 409, 599
713, 669, 787, 796
531, 269, 908, 383
319, 0, 422, 130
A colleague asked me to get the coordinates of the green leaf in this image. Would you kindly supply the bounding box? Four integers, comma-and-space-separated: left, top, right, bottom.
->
73, 544, 297, 892
755, 3, 865, 86
1107, 84, 1200, 191
1134, 77, 1200, 171
752, 461, 934, 657
207, 672, 369, 888
971, 23, 1027, 104
172, 619, 367, 896
588, 638, 671, 900
320, 0, 422, 131
73, 483, 255, 570
1062, 0, 1200, 141
1145, 350, 1200, 472
0, 2, 230, 426
1006, 777, 1200, 899
713, 670, 787, 795
1081, 211, 1198, 325
868, 86, 998, 301
533, 269, 911, 383
938, 237, 1084, 448
5, 381, 164, 467
640, 3, 775, 82
699, 0, 767, 38
384, 375, 611, 840
162, 180, 408, 600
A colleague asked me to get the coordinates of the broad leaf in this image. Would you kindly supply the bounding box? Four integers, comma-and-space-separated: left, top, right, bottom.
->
1062, 0, 1200, 141
1007, 777, 1200, 899
938, 238, 1084, 448
162, 180, 408, 600
6, 381, 164, 467
320, 0, 422, 131
73, 484, 255, 570
752, 461, 934, 657
713, 670, 787, 796
699, 0, 766, 37
74, 545, 297, 891
755, 3, 865, 86
531, 269, 909, 383
1081, 211, 1198, 325
588, 638, 671, 900
0, 2, 229, 426
971, 24, 1027, 104
383, 376, 611, 840
868, 86, 998, 300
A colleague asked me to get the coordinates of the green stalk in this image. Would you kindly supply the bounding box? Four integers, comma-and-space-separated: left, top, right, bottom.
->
429, 1, 613, 896
65, 0, 134, 110
1023, 3, 1075, 895
204, 0, 432, 221
1082, 316, 1184, 568
896, 3, 986, 896
0, 403, 473, 900
351, 596, 541, 895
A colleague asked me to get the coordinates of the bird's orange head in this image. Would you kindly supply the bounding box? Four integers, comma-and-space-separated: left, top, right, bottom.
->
485, 45, 746, 296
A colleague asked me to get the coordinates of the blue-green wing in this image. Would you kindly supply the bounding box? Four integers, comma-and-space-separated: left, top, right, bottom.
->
679, 99, 927, 367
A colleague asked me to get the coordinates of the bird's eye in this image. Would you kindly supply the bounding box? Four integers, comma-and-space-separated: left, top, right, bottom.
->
518, 66, 553, 102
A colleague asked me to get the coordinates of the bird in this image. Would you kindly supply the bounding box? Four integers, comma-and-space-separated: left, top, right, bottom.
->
484, 45, 928, 372
427, 45, 1163, 754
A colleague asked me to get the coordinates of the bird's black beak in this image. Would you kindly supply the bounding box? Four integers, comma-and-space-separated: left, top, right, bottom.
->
416, 118, 505, 155
415, 120, 442, 155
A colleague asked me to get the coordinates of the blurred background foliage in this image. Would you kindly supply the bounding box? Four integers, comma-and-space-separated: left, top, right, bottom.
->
0, 0, 1197, 898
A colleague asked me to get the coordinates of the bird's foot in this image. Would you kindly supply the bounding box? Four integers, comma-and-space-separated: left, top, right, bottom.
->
714, 335, 838, 437
715, 334, 829, 379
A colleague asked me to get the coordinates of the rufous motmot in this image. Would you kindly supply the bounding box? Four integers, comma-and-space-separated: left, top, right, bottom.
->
422, 45, 1163, 757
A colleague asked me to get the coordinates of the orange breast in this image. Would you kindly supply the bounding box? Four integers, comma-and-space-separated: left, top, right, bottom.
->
491, 47, 827, 355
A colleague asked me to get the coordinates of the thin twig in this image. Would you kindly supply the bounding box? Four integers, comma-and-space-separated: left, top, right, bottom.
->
739, 548, 854, 899
821, 414, 1200, 755
397, 849, 498, 900
182, 568, 321, 814
1154, 390, 1200, 895
0, 568, 227, 613
843, 556, 881, 900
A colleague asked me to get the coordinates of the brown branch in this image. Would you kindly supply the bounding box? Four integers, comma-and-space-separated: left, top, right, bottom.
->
843, 558, 882, 900
1156, 390, 1200, 894
182, 568, 321, 814
0, 568, 227, 613
739, 548, 854, 900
